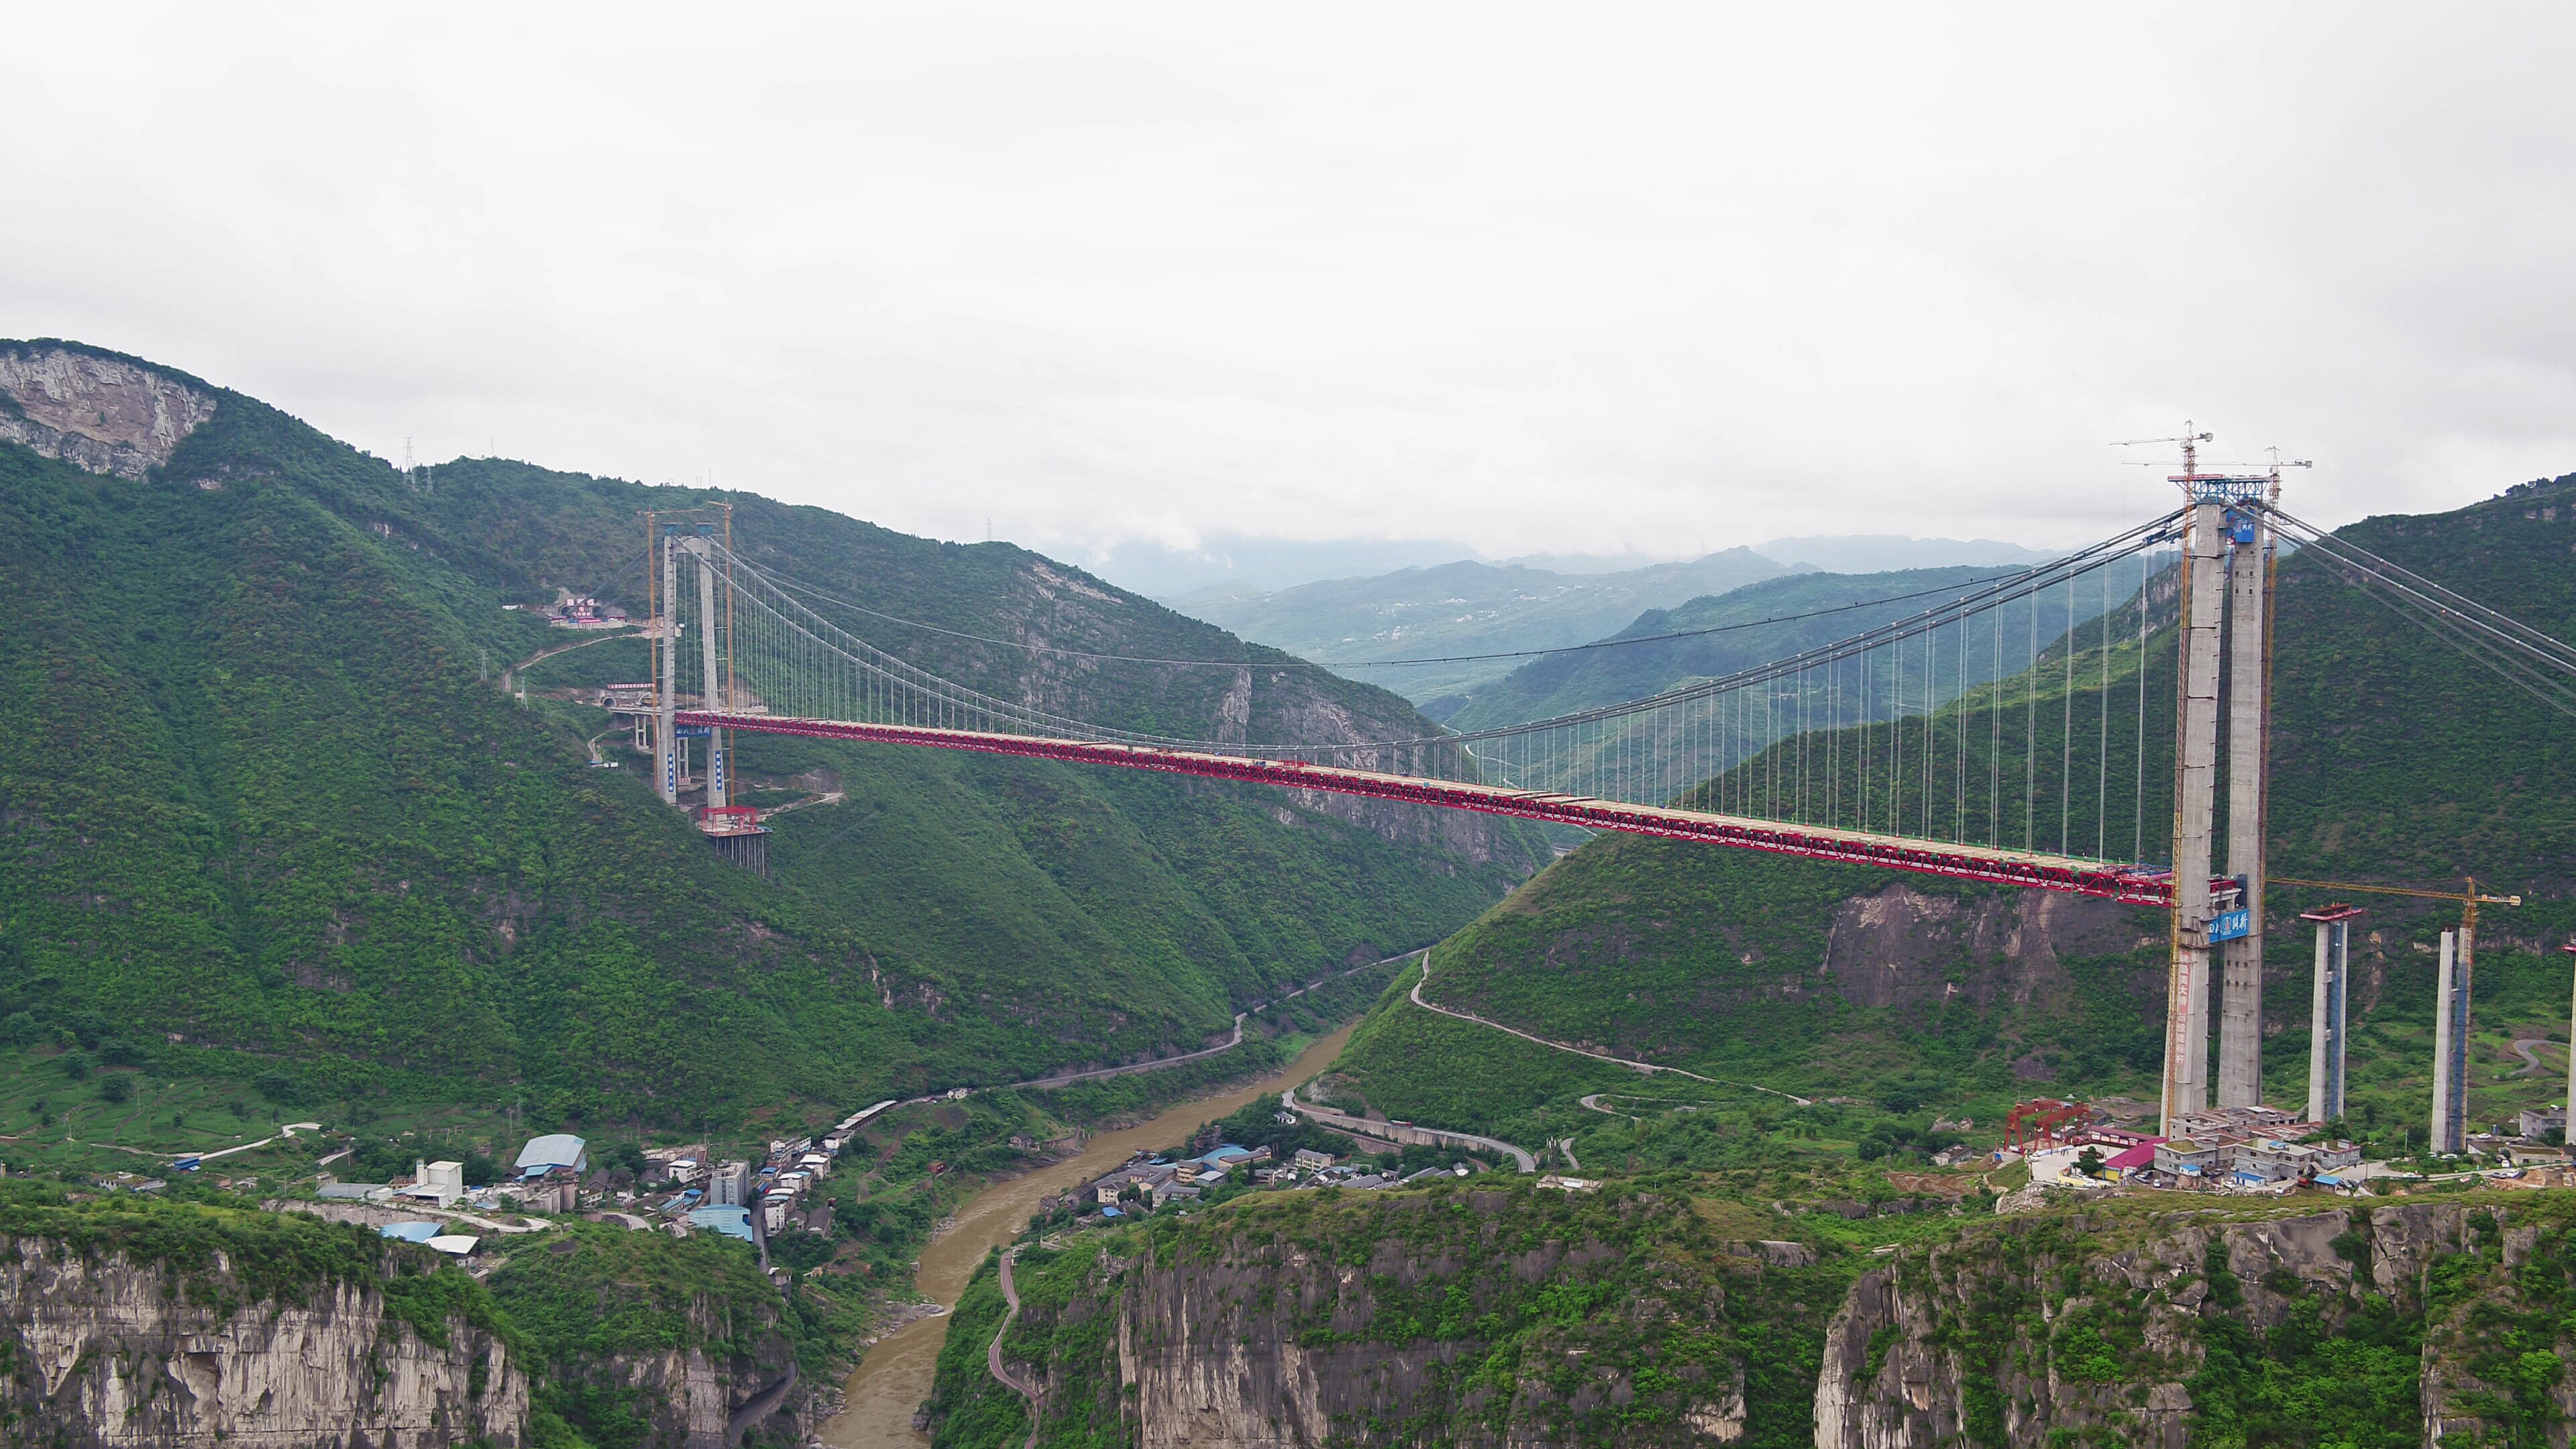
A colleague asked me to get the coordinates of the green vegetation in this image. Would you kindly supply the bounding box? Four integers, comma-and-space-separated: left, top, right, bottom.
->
484, 1219, 834, 1449
924, 1254, 1029, 1449
0, 339, 1540, 1147
1447, 564, 2088, 730
0, 1177, 517, 1350
930, 1177, 1858, 1449
1172, 549, 1793, 705
1328, 474, 2576, 1157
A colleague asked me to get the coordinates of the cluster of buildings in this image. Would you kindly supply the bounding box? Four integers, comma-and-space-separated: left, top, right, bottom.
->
1999, 1099, 2576, 1194
2145, 1106, 2367, 1189
319, 1132, 592, 1214
641, 1100, 896, 1243
317, 1099, 910, 1254
1061, 1142, 1472, 1220
543, 594, 627, 629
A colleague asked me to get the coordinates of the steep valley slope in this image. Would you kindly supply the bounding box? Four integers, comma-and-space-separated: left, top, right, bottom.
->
0, 338, 1546, 1130
927, 1179, 2576, 1449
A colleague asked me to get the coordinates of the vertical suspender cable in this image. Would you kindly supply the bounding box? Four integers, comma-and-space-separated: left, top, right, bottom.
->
2136, 548, 2151, 863
2025, 584, 2037, 851
2061, 574, 2075, 854
1890, 638, 1903, 836
1990, 602, 2002, 847
2098, 559, 2112, 859
1955, 613, 1968, 841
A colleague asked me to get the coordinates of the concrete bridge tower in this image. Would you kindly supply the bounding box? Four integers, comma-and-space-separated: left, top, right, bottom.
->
2217, 504, 2274, 1108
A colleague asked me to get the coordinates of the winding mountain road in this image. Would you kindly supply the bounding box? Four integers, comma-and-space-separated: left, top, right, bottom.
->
1282, 1085, 1538, 1172
989, 1248, 1040, 1449
1407, 953, 1812, 1106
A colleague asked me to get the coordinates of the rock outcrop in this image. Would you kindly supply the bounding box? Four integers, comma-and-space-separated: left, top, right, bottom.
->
0, 343, 216, 479
1820, 883, 2153, 1012
930, 1183, 1841, 1448
0, 1236, 527, 1448
557, 1317, 808, 1449
1814, 1197, 2576, 1449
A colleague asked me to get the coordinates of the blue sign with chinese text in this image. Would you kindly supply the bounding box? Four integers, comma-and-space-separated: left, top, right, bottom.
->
2209, 909, 2251, 943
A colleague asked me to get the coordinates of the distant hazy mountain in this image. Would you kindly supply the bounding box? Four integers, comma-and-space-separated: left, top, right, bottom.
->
1165, 549, 1799, 704
1442, 564, 2083, 731
1755, 534, 2052, 574
1080, 533, 1481, 598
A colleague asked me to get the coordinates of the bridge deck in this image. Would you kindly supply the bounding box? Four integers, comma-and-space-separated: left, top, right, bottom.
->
679, 712, 2176, 907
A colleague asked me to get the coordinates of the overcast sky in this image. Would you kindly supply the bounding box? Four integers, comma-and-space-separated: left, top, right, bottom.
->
7, 4, 2572, 570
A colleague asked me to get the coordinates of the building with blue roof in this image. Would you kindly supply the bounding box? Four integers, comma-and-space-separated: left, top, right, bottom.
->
378, 1222, 442, 1243
514, 1134, 589, 1179
684, 1205, 757, 1243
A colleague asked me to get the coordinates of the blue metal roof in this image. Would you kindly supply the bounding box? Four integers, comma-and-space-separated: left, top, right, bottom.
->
514, 1133, 588, 1173
378, 1222, 442, 1242
684, 1206, 756, 1242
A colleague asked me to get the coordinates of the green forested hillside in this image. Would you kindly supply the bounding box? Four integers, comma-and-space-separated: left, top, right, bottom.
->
1169, 547, 1794, 705
1336, 476, 2576, 1153
1444, 563, 2115, 730
0, 341, 1542, 1135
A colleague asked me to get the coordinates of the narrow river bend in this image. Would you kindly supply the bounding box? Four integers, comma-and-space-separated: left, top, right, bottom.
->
824, 1022, 1358, 1447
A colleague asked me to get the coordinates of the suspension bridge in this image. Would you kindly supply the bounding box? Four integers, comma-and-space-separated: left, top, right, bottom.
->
616, 450, 2576, 1139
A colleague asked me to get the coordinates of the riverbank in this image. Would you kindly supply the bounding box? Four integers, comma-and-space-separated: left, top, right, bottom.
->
822, 1021, 1362, 1448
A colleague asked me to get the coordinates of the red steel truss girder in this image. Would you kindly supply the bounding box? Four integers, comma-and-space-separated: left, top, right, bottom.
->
682, 712, 2178, 907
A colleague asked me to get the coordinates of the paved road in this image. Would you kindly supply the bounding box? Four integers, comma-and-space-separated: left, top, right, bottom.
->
1010, 1016, 1247, 1090
2512, 1038, 2560, 1077
1282, 1085, 1538, 1173
1409, 953, 1812, 1106
500, 627, 637, 693
190, 1121, 325, 1163
988, 1248, 1040, 1449
898, 947, 1426, 1104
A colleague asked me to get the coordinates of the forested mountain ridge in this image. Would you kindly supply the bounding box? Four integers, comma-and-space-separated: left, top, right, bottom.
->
0, 339, 1543, 1128
1169, 548, 1796, 705
1442, 562, 2112, 731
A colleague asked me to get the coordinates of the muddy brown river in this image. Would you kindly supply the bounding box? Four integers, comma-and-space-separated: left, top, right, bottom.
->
823, 1022, 1358, 1447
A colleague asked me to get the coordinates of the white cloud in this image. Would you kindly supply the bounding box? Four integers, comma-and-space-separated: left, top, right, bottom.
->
4, 3, 2572, 561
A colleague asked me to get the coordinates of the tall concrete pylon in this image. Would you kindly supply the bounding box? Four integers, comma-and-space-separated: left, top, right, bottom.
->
2162, 500, 2229, 1132
690, 534, 729, 810
657, 528, 680, 806
2431, 928, 2469, 1154
2217, 511, 2272, 1108
2303, 905, 2359, 1124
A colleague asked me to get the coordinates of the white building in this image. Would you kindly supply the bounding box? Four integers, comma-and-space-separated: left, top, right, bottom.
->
709, 1161, 753, 1208
398, 1159, 465, 1209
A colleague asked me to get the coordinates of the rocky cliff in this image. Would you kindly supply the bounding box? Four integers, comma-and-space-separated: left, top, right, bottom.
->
924, 1181, 1849, 1448
0, 1224, 528, 1448
0, 342, 216, 480
482, 1218, 820, 1449
1815, 1195, 2576, 1449
931, 1185, 2576, 1449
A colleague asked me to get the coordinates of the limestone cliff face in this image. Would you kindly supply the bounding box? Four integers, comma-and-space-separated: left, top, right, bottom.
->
944, 1185, 1835, 1448
541, 1291, 810, 1449
0, 1236, 527, 1448
0, 344, 217, 480
1819, 883, 2153, 1012
1813, 1199, 2576, 1449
